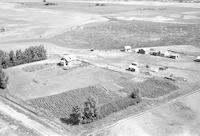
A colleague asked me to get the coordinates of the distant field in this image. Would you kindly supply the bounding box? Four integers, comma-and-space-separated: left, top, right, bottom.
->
50, 20, 200, 49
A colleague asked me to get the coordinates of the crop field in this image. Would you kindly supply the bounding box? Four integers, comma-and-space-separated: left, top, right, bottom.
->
50, 20, 200, 49
28, 86, 122, 118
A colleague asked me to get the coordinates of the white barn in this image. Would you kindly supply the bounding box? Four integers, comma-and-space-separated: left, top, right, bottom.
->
59, 55, 77, 66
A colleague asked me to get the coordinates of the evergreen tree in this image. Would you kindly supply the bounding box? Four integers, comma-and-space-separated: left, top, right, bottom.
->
9, 50, 16, 66
0, 68, 8, 89
16, 49, 23, 65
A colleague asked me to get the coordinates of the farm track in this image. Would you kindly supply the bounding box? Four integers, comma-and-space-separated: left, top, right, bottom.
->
86, 88, 200, 136
0, 96, 68, 136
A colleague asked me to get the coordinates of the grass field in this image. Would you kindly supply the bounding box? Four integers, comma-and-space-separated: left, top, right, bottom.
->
50, 20, 200, 49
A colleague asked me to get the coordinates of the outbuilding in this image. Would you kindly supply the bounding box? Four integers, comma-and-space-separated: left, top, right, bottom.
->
59, 55, 77, 66
124, 46, 132, 52
169, 53, 179, 59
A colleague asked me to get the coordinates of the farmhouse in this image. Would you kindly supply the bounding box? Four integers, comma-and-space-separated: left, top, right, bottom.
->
59, 55, 77, 66
124, 46, 132, 52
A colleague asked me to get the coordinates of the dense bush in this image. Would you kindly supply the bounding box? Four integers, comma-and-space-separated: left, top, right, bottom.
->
0, 68, 8, 89
60, 106, 82, 125
130, 88, 141, 103
0, 45, 47, 68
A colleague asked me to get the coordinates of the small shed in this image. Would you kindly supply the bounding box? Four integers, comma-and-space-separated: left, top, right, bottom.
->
124, 46, 132, 52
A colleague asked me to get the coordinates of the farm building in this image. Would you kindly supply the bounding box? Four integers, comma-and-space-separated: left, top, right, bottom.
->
163, 51, 171, 57
137, 49, 146, 54
169, 53, 179, 59
194, 56, 200, 62
124, 46, 132, 52
59, 55, 77, 66
135, 48, 150, 54
149, 49, 159, 55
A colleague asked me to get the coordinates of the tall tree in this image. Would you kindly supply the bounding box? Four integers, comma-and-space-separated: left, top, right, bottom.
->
83, 97, 98, 123
15, 49, 23, 65
9, 50, 16, 66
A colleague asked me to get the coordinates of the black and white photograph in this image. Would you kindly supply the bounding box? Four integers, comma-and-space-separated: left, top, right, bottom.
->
0, 0, 200, 135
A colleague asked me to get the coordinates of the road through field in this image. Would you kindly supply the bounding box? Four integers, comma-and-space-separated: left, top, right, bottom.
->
0, 99, 65, 136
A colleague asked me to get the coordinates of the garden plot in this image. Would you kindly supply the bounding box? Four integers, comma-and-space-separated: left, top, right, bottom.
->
28, 86, 122, 119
